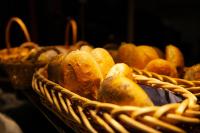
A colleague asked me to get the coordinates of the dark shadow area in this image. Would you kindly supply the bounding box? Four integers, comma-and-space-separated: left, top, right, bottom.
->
0, 0, 200, 132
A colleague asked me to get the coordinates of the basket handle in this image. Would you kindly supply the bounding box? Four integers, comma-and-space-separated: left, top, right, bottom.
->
65, 18, 77, 48
20, 42, 39, 49
5, 17, 31, 52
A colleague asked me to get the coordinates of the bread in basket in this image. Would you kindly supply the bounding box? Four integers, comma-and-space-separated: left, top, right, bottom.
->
32, 47, 200, 133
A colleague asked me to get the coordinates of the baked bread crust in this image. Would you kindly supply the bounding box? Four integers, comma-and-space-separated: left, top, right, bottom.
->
145, 59, 178, 77
117, 43, 147, 69
98, 75, 154, 107
91, 48, 115, 78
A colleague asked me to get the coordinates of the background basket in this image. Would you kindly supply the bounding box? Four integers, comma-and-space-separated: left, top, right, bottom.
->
0, 17, 82, 90
32, 66, 200, 133
0, 17, 31, 84
0, 17, 40, 90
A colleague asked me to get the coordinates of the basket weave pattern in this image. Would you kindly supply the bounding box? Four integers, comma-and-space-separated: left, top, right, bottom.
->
132, 68, 200, 98
32, 67, 200, 133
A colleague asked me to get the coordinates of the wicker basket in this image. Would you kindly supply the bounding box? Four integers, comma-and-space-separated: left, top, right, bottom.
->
131, 68, 200, 99
0, 17, 40, 89
0, 17, 79, 90
32, 66, 200, 133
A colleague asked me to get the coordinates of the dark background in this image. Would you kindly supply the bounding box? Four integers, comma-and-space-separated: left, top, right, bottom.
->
0, 0, 200, 65
1, 0, 200, 132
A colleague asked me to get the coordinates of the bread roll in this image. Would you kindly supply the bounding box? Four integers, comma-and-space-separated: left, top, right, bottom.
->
91, 48, 115, 78
117, 43, 147, 69
106, 63, 132, 79
166, 44, 184, 76
60, 50, 103, 99
37, 50, 59, 62
145, 59, 178, 77
98, 75, 153, 107
137, 45, 160, 65
24, 46, 67, 63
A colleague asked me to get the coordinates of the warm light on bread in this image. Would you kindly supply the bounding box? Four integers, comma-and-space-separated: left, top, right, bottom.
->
166, 44, 184, 76
91, 48, 115, 78
98, 75, 154, 107
47, 50, 104, 99
145, 59, 178, 77
106, 63, 132, 79
117, 43, 147, 69
137, 45, 160, 65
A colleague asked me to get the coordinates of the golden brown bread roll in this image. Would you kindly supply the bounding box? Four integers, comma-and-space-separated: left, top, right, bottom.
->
48, 50, 103, 99
117, 43, 147, 69
145, 59, 178, 77
91, 48, 115, 78
64, 50, 103, 99
98, 75, 154, 107
137, 45, 160, 65
166, 44, 184, 76
106, 63, 132, 79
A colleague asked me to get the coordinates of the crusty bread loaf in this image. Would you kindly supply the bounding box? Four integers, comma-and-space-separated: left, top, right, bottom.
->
117, 43, 147, 69
145, 59, 178, 77
91, 48, 115, 78
98, 75, 154, 107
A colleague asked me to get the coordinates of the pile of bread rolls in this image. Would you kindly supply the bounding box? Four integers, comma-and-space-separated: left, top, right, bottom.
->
116, 43, 184, 78
45, 42, 200, 107
19, 41, 93, 64
46, 45, 154, 107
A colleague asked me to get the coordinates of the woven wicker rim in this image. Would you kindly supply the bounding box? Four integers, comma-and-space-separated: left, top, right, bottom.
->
132, 68, 200, 98
32, 67, 200, 133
